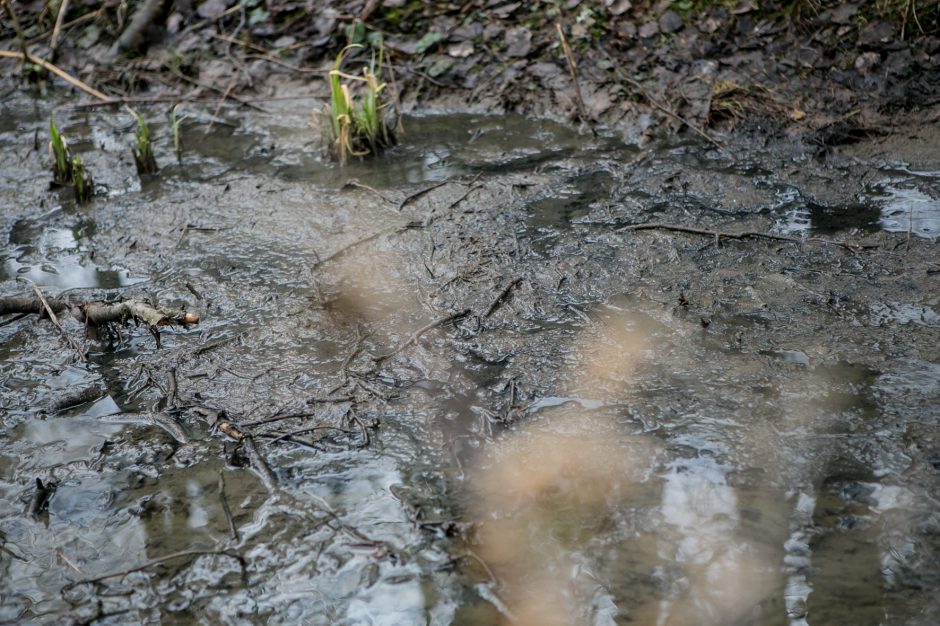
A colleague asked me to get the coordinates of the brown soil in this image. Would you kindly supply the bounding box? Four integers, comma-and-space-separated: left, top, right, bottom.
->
2, 1, 939, 153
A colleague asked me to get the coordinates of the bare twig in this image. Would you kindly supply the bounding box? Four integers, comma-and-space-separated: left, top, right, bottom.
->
61, 550, 241, 592
265, 425, 357, 445
49, 0, 70, 58
243, 436, 278, 492
398, 181, 450, 211
312, 226, 401, 267
373, 308, 471, 362
342, 180, 397, 204
31, 283, 86, 361
218, 471, 240, 542
0, 50, 110, 101
556, 22, 593, 133
619, 222, 868, 252
483, 277, 522, 318
1, 0, 28, 61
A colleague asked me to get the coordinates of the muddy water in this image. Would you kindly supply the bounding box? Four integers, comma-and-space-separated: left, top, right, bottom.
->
1, 94, 938, 625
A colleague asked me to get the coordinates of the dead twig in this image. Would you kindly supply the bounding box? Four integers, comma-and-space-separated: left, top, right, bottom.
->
61, 550, 242, 592
483, 277, 522, 318
398, 181, 450, 211
619, 222, 868, 252
373, 308, 471, 362
312, 226, 401, 267
242, 436, 278, 492
31, 283, 86, 362
556, 22, 594, 134
49, 0, 70, 58
218, 471, 240, 542
348, 409, 371, 447
265, 425, 357, 445
342, 180, 397, 204
0, 50, 109, 101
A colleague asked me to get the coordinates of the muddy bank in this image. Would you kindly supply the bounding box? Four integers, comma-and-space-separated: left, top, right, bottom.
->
2, 1, 939, 147
2, 81, 939, 625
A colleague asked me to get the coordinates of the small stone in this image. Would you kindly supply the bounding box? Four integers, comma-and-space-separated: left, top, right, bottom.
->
639, 22, 660, 39
659, 10, 684, 34
606, 0, 632, 16
830, 3, 859, 24
699, 17, 720, 34
504, 27, 532, 58
197, 0, 231, 20
854, 51, 880, 74
884, 49, 912, 76
447, 41, 474, 58
616, 21, 637, 39
859, 21, 893, 46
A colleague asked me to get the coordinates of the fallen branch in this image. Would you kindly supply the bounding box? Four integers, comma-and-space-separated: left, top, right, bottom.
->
1, 294, 199, 326
1, 294, 199, 351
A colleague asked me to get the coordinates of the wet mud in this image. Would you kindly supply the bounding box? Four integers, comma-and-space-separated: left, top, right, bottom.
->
1, 95, 939, 625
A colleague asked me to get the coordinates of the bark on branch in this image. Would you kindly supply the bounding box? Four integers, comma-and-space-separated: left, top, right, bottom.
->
0, 294, 199, 349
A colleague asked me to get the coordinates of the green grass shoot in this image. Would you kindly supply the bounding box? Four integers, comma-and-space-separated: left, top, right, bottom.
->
70, 155, 93, 204
326, 40, 396, 163
49, 116, 72, 185
126, 106, 158, 175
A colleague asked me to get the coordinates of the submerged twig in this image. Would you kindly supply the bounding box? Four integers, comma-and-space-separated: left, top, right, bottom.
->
620, 222, 869, 252
242, 436, 278, 492
483, 278, 522, 318
61, 550, 242, 592
373, 308, 471, 362
218, 471, 240, 542
31, 282, 86, 362
398, 180, 450, 211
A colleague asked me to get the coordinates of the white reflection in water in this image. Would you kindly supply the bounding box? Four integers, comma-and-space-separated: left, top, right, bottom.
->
875, 184, 940, 239
186, 479, 208, 528
654, 459, 777, 626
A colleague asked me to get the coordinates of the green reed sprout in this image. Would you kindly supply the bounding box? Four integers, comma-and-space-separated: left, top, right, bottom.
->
49, 115, 72, 185
71, 155, 93, 204
126, 106, 158, 175
326, 41, 396, 163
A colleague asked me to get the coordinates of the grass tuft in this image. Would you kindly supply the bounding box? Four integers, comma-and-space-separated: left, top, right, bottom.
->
70, 155, 93, 204
126, 106, 158, 175
325, 41, 396, 163
49, 115, 72, 185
